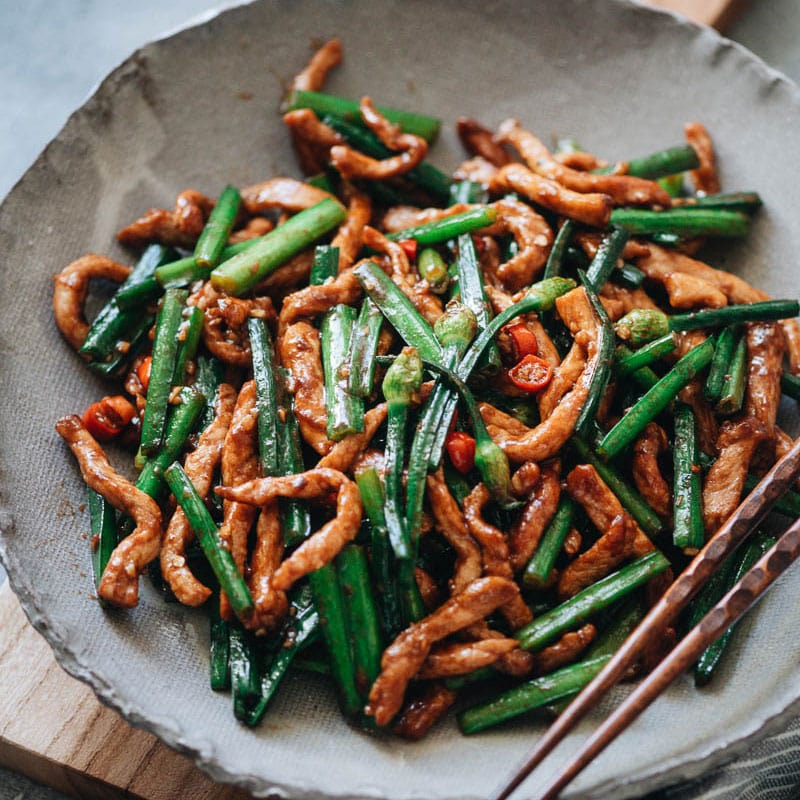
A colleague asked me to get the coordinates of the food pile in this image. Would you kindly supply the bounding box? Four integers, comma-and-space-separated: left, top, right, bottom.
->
54, 39, 800, 738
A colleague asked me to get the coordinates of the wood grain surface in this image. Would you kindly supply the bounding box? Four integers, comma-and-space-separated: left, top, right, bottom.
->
646, 0, 745, 30
0, 583, 250, 800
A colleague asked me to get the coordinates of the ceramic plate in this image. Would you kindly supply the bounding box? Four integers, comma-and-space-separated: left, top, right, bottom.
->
1, 1, 799, 797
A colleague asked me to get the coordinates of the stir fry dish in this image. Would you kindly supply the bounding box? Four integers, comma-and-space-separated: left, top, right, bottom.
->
54, 39, 800, 739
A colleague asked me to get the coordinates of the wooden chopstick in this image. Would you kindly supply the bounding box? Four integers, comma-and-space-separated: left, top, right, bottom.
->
538, 512, 800, 799
492, 434, 800, 800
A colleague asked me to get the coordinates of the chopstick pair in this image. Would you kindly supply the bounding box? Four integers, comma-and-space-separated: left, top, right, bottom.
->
492, 435, 800, 800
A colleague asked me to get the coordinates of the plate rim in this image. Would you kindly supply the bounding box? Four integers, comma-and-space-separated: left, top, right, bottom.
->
3, 1, 800, 797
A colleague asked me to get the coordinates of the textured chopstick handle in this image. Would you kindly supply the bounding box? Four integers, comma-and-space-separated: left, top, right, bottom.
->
492, 435, 800, 800
538, 515, 800, 800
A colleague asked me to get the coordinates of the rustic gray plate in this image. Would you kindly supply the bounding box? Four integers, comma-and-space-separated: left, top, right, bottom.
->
1, 1, 799, 797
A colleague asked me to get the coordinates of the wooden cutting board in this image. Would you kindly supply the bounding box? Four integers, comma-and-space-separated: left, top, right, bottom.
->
646, 0, 745, 30
0, 582, 251, 799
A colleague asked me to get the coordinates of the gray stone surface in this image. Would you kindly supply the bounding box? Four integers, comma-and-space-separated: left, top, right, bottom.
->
1, 1, 799, 799
0, 0, 239, 201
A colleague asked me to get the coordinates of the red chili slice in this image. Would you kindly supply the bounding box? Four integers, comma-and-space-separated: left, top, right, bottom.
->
471, 234, 487, 254
507, 354, 553, 393
81, 395, 137, 441
137, 356, 152, 393
398, 238, 418, 260
446, 431, 476, 474
504, 322, 539, 361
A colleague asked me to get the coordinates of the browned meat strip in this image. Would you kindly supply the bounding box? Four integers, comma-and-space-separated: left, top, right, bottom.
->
509, 462, 561, 571
365, 576, 520, 725
240, 178, 339, 215
678, 379, 719, 457
351, 448, 386, 478
190, 282, 276, 367
392, 683, 458, 741
477, 198, 552, 291
467, 622, 536, 677
539, 340, 587, 420
564, 528, 582, 557
219, 380, 260, 619
491, 163, 613, 228
288, 132, 328, 176
498, 119, 671, 207
55, 416, 162, 608
555, 150, 607, 171
415, 567, 441, 611
532, 624, 596, 674
331, 186, 372, 271
256, 250, 314, 295
510, 460, 541, 498
476, 234, 505, 289
291, 38, 343, 91
318, 403, 388, 472
463, 484, 532, 629
456, 117, 512, 166
479, 402, 537, 440
595, 381, 619, 430
116, 189, 213, 248
481, 347, 596, 461
558, 514, 637, 598
363, 226, 442, 324
217, 468, 362, 593
227, 216, 274, 244
703, 417, 768, 533
418, 638, 520, 679
684, 122, 720, 196
664, 272, 728, 309
599, 295, 626, 322
279, 321, 331, 455
454, 156, 500, 185
426, 469, 482, 594
782, 319, 800, 375
286, 39, 344, 172
528, 317, 562, 367
599, 284, 661, 316
557, 284, 600, 336
246, 501, 288, 634
278, 267, 362, 333
380, 204, 449, 232
635, 244, 769, 305
745, 322, 784, 435
331, 98, 428, 180
53, 255, 131, 350
632, 423, 671, 519
161, 384, 236, 606
566, 464, 654, 557
576, 231, 651, 262
283, 108, 344, 148
282, 108, 342, 176
484, 283, 514, 312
